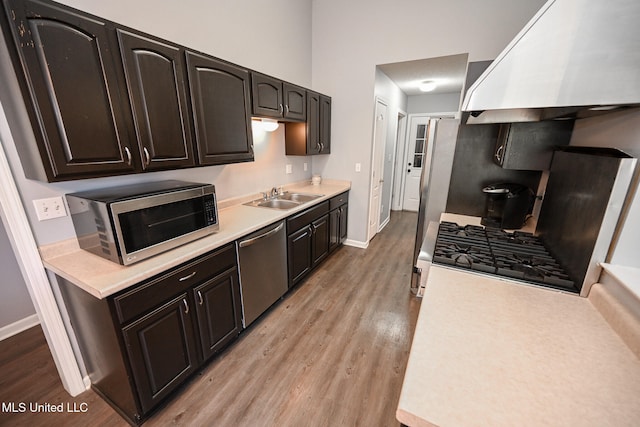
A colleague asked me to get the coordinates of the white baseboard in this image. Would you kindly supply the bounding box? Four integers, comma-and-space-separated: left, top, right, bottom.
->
344, 239, 368, 249
0, 313, 40, 341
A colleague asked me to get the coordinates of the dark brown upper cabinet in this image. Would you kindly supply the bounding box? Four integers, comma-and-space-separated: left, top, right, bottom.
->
251, 72, 306, 121
116, 29, 196, 171
285, 91, 331, 155
494, 121, 574, 170
2, 0, 138, 181
186, 51, 254, 165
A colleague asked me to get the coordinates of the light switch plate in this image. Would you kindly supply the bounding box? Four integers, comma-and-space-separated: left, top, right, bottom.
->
286, 164, 293, 174
355, 163, 361, 172
33, 196, 67, 221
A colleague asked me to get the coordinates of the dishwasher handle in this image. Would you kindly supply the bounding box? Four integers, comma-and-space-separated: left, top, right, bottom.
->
239, 222, 284, 248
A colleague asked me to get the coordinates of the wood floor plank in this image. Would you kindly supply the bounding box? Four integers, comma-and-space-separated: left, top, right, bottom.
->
0, 211, 419, 426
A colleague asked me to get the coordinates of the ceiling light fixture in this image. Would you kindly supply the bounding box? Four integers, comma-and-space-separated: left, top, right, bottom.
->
419, 80, 437, 92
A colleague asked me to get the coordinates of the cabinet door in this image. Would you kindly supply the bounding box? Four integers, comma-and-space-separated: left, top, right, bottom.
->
319, 95, 332, 154
251, 73, 283, 118
329, 208, 340, 253
122, 293, 198, 413
339, 205, 348, 244
311, 214, 330, 267
3, 0, 136, 180
193, 267, 242, 361
117, 30, 195, 171
287, 226, 312, 286
306, 92, 321, 154
282, 82, 306, 121
186, 51, 254, 165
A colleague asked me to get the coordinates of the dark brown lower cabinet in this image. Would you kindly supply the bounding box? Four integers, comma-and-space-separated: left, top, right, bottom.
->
286, 198, 344, 288
329, 191, 349, 252
58, 243, 242, 424
311, 215, 330, 266
122, 293, 199, 414
287, 226, 313, 286
193, 268, 242, 360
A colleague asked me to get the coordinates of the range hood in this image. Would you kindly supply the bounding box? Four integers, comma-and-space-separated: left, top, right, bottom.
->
462, 0, 640, 124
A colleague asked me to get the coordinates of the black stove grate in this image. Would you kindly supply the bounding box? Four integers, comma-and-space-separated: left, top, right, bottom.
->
433, 221, 577, 292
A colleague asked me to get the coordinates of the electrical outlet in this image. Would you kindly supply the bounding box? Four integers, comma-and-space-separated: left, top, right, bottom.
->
33, 196, 67, 221
355, 163, 361, 172
286, 164, 293, 174
303, 162, 308, 171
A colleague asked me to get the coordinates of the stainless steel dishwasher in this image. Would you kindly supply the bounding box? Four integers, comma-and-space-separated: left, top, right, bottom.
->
237, 220, 288, 327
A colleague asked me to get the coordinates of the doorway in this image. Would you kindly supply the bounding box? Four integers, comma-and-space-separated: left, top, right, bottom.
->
368, 98, 388, 241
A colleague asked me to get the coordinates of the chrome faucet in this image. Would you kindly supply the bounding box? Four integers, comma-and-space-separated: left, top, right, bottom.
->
270, 187, 279, 197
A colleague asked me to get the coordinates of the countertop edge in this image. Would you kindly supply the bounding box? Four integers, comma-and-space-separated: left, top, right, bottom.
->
41, 180, 350, 299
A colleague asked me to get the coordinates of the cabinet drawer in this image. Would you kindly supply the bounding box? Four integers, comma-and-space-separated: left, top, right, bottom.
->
113, 243, 236, 324
329, 191, 349, 210
287, 201, 329, 232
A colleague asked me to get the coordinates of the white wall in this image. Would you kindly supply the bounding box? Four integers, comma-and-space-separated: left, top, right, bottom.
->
310, 0, 548, 244
0, 218, 35, 329
407, 92, 461, 115
569, 108, 640, 268
0, 0, 314, 246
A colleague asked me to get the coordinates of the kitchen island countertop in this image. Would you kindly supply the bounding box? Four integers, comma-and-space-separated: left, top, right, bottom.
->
397, 265, 640, 427
40, 180, 350, 299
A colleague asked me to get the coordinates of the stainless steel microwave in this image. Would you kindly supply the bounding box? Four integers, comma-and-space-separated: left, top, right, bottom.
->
66, 180, 219, 265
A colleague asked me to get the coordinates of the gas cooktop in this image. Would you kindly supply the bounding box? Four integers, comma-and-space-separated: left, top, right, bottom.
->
433, 221, 577, 292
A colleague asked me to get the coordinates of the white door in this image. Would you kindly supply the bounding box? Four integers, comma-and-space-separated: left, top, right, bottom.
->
402, 116, 431, 211
369, 99, 387, 241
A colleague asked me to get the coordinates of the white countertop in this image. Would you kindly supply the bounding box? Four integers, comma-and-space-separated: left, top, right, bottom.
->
397, 266, 640, 427
40, 180, 350, 299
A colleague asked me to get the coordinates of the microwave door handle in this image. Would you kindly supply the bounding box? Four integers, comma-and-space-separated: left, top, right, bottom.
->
238, 222, 284, 248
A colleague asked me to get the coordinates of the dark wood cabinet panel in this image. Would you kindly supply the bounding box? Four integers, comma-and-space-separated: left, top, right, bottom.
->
329, 191, 349, 252
122, 293, 198, 414
319, 94, 332, 154
329, 205, 347, 252
251, 73, 282, 118
495, 121, 573, 170
286, 200, 333, 287
186, 51, 254, 165
283, 82, 306, 121
251, 73, 306, 121
193, 267, 242, 361
311, 214, 329, 266
2, 0, 136, 180
284, 91, 331, 155
288, 226, 312, 287
117, 30, 195, 171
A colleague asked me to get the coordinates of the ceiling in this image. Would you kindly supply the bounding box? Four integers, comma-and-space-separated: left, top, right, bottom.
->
378, 53, 469, 96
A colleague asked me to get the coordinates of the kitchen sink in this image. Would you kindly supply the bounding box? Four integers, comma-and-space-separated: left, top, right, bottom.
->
276, 192, 323, 203
244, 192, 323, 210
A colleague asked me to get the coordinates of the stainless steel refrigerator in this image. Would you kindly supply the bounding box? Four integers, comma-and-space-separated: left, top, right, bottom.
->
410, 118, 460, 295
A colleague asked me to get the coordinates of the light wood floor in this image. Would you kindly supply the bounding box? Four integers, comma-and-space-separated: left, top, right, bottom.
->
0, 211, 420, 426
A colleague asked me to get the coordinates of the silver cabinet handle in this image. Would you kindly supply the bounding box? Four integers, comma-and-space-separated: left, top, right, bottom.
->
239, 222, 284, 248
124, 147, 132, 166
179, 271, 197, 282
279, 104, 284, 115
143, 147, 151, 166
285, 104, 290, 114
197, 290, 204, 305
182, 298, 189, 314
495, 145, 504, 163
